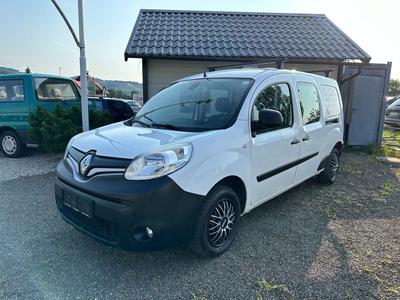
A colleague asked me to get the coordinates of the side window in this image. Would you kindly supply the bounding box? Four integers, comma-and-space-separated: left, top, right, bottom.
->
321, 85, 341, 118
88, 100, 104, 111
252, 83, 293, 133
0, 80, 25, 102
297, 83, 320, 125
34, 78, 80, 101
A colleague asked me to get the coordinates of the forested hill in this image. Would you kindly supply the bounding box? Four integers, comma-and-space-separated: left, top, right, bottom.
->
94, 78, 142, 95
0, 66, 19, 74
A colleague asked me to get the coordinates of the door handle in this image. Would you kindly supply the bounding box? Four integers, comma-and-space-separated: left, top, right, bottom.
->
302, 135, 310, 141
291, 138, 300, 145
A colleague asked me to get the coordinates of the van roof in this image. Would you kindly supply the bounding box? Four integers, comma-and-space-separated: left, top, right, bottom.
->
0, 73, 73, 80
179, 67, 333, 82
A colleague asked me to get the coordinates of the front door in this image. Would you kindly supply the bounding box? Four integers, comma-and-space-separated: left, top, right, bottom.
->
250, 75, 301, 207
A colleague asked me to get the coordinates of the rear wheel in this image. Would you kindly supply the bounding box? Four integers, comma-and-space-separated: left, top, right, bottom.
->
189, 185, 241, 258
0, 131, 26, 158
318, 148, 340, 184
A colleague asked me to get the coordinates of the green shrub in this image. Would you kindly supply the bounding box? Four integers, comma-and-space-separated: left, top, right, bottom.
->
28, 103, 113, 153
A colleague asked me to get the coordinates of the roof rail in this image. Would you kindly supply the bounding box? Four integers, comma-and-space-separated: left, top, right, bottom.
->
304, 69, 333, 77
207, 58, 287, 72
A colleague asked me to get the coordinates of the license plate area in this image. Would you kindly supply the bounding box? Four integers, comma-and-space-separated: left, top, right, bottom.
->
63, 189, 93, 219
389, 111, 399, 116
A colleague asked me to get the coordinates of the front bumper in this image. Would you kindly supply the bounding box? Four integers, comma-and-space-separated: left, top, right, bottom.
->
55, 158, 204, 252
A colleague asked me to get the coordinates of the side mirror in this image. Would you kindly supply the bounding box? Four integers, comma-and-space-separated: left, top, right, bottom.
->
259, 109, 283, 128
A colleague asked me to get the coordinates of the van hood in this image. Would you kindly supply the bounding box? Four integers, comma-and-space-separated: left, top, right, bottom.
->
71, 122, 216, 158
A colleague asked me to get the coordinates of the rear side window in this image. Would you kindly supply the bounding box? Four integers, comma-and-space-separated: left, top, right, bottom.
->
0, 80, 25, 102
34, 78, 80, 101
297, 82, 320, 125
321, 85, 341, 118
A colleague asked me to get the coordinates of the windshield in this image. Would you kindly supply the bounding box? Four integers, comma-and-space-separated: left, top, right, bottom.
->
132, 78, 254, 132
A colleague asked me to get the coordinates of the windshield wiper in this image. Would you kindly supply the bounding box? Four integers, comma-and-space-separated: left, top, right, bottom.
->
132, 119, 150, 127
151, 123, 184, 131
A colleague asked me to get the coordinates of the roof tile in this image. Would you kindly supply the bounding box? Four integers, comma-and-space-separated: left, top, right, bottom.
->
125, 10, 371, 62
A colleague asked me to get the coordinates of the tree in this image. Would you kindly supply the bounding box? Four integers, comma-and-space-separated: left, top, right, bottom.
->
25, 66, 31, 73
389, 78, 400, 96
107, 88, 117, 98
107, 88, 130, 99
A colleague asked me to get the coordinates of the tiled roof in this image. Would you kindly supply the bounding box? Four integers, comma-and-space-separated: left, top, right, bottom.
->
125, 10, 371, 63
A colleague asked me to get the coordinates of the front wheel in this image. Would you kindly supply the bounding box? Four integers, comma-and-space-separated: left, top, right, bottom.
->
318, 148, 340, 184
189, 185, 241, 258
0, 131, 26, 158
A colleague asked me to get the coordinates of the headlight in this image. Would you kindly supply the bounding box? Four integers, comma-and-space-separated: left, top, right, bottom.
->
124, 144, 192, 180
64, 133, 84, 160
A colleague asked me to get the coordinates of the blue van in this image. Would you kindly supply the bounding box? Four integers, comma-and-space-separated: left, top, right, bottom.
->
0, 73, 134, 158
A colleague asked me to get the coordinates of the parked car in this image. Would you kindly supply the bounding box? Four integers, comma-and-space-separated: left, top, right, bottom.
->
55, 68, 344, 258
124, 99, 142, 113
88, 98, 134, 123
385, 98, 400, 127
0, 73, 134, 158
386, 95, 400, 107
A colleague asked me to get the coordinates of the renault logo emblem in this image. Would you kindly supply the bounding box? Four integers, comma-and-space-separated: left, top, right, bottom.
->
80, 153, 93, 176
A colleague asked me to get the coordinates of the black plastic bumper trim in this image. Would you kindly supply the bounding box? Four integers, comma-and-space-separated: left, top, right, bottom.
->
55, 159, 204, 252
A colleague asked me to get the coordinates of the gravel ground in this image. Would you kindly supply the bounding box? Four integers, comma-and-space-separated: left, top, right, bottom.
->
0, 147, 62, 183
0, 149, 400, 299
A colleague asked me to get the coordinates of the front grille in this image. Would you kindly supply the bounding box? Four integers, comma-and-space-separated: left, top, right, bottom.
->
69, 147, 131, 174
63, 205, 120, 242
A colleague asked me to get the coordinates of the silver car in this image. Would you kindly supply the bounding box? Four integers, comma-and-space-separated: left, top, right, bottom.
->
385, 98, 400, 127
124, 100, 142, 113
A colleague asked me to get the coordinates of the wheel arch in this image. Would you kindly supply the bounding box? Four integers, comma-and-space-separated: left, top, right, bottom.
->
214, 176, 247, 214
334, 141, 343, 155
0, 126, 17, 136
317, 141, 343, 172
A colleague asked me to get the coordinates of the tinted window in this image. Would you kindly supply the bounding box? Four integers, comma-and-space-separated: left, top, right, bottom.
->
0, 80, 25, 102
297, 82, 320, 125
88, 99, 104, 111
252, 83, 293, 133
108, 100, 134, 122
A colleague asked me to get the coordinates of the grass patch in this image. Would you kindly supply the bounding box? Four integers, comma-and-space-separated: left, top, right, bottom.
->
381, 129, 400, 158
191, 291, 207, 300
383, 129, 400, 139
0, 277, 8, 285
251, 278, 291, 299
358, 250, 400, 299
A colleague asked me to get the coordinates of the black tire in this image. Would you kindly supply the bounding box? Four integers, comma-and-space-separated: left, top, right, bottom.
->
189, 185, 241, 258
0, 131, 26, 158
318, 148, 340, 184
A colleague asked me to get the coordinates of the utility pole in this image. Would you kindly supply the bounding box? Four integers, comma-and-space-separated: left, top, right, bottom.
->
77, 0, 89, 132
59, 67, 62, 75
51, 0, 89, 132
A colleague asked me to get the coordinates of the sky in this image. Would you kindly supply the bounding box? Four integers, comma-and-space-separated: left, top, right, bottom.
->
1, 0, 398, 83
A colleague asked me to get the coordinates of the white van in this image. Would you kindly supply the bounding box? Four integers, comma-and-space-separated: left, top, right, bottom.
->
55, 68, 343, 257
